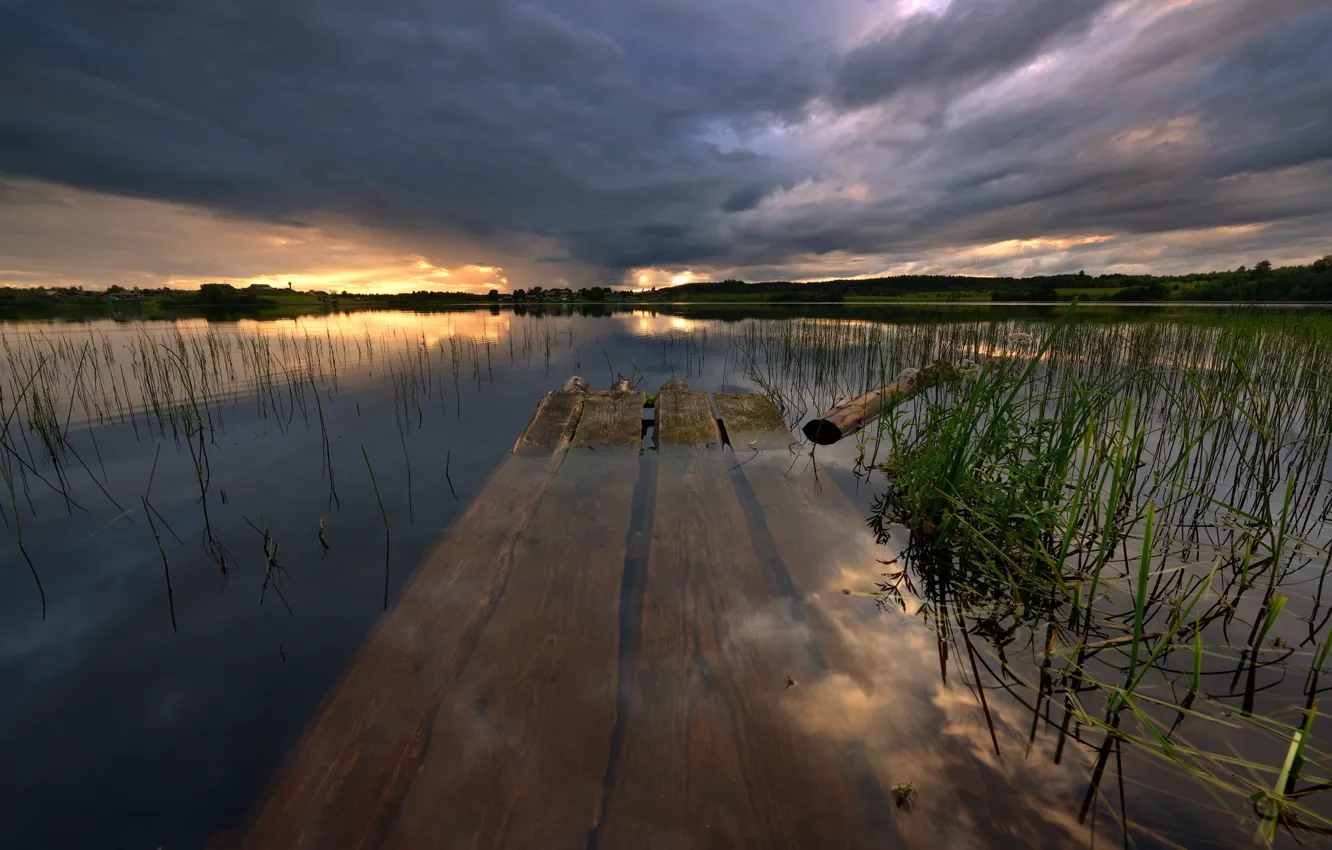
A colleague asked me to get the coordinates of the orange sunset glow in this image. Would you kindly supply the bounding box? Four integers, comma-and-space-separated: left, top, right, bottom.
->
0, 179, 515, 295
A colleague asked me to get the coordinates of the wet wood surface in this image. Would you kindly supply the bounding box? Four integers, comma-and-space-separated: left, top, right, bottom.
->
573, 391, 647, 448
514, 387, 587, 455
654, 386, 721, 453
715, 392, 792, 451
590, 454, 884, 848
731, 456, 882, 695
368, 447, 640, 849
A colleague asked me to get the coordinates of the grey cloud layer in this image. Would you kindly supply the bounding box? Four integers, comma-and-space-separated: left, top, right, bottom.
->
1, 0, 1329, 281
834, 0, 1111, 108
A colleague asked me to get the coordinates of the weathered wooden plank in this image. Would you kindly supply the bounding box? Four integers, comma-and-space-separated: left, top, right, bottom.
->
368, 448, 640, 849
654, 380, 721, 454
593, 454, 879, 848
573, 391, 646, 449
233, 450, 574, 850
714, 392, 791, 451
514, 390, 586, 455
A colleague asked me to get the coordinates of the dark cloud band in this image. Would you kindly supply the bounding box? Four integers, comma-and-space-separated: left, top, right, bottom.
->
0, 0, 1328, 282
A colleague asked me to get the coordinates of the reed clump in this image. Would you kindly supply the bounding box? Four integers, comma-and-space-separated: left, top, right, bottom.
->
852, 313, 1332, 842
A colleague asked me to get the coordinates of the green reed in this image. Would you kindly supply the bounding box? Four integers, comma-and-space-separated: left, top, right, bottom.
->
733, 307, 1332, 842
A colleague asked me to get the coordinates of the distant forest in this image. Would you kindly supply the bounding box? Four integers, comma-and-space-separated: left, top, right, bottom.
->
2, 257, 1331, 319
645, 256, 1332, 303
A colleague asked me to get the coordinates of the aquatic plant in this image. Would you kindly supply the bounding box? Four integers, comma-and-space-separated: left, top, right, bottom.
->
853, 313, 1332, 842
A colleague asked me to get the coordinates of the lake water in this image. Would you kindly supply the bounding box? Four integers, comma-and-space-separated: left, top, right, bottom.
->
2, 304, 1330, 848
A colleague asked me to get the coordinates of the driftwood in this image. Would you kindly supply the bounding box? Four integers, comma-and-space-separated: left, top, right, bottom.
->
802, 380, 908, 445
803, 361, 974, 445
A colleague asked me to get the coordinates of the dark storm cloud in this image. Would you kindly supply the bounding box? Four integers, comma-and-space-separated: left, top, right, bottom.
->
1, 0, 1330, 281
712, 0, 1332, 274
721, 186, 768, 214
0, 0, 827, 264
1185, 6, 1332, 178
904, 1, 1332, 245
833, 0, 1111, 109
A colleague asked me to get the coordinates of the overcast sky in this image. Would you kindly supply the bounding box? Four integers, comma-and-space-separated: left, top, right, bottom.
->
1, 0, 1329, 291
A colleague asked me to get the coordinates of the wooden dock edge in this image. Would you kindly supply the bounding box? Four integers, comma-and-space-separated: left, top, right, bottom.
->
514, 376, 590, 455
573, 390, 647, 449
518, 378, 796, 456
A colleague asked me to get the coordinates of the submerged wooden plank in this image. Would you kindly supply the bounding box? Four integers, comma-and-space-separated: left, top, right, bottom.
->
654, 388, 721, 453
730, 455, 883, 693
514, 390, 587, 455
370, 448, 641, 849
233, 450, 577, 850
593, 454, 879, 848
730, 456, 993, 847
573, 391, 646, 448
714, 392, 791, 451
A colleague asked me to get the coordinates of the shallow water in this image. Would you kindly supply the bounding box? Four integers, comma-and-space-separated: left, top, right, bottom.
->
1, 305, 1329, 848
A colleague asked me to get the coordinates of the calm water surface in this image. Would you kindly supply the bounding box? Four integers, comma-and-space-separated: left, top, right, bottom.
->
1, 305, 1327, 848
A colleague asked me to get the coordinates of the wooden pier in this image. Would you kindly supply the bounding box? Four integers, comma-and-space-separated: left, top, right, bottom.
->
222, 379, 905, 849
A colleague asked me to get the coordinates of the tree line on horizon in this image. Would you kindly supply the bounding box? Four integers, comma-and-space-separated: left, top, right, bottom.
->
656, 256, 1332, 302
2, 257, 1330, 313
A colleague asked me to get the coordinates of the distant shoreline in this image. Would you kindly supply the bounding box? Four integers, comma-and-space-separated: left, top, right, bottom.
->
625, 300, 1332, 308
4, 297, 1332, 325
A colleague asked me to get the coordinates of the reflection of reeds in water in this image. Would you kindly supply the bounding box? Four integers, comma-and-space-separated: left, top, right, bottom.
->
0, 315, 519, 621
247, 515, 293, 617
361, 444, 391, 611
0, 310, 713, 626
141, 443, 182, 633
733, 310, 1332, 841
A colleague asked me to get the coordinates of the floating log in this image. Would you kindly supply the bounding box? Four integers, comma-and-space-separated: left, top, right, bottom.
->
514, 375, 588, 455
654, 379, 722, 453
803, 362, 977, 445
801, 379, 908, 445
715, 393, 790, 450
